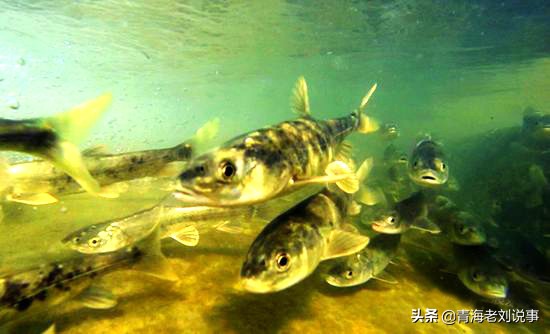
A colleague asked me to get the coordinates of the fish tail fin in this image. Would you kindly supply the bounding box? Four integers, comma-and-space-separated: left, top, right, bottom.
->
133, 207, 178, 282
356, 83, 379, 134
42, 93, 114, 197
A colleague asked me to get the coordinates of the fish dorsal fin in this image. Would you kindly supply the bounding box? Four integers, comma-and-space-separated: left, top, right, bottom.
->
372, 271, 398, 284
291, 76, 310, 117
335, 141, 355, 170
170, 225, 200, 247
309, 193, 340, 225
189, 118, 220, 156
76, 285, 117, 309
82, 145, 110, 157
411, 217, 441, 234
215, 220, 246, 234
322, 229, 370, 260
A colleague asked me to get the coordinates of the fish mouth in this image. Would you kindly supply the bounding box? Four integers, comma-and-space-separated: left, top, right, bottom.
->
238, 278, 275, 294
173, 187, 216, 206
484, 287, 508, 299
325, 275, 348, 288
412, 170, 446, 186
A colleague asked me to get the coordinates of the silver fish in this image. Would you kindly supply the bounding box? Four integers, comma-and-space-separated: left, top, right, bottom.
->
62, 184, 325, 254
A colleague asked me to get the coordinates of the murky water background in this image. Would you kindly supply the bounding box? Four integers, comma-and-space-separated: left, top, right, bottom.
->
0, 1, 549, 333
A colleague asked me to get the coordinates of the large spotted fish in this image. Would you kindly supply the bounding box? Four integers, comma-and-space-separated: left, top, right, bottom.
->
175, 77, 379, 206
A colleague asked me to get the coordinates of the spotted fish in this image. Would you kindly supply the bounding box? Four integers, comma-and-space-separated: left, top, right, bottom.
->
175, 77, 379, 206
0, 226, 175, 329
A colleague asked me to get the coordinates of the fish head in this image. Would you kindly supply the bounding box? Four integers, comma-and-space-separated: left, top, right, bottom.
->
522, 108, 550, 142
62, 223, 129, 254
408, 154, 448, 186
451, 212, 487, 245
239, 223, 316, 293
458, 264, 508, 299
176, 147, 289, 206
381, 123, 399, 140
325, 253, 371, 287
371, 210, 402, 234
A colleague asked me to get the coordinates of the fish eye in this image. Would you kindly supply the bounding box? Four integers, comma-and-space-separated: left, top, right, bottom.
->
472, 271, 485, 282
219, 160, 236, 179
275, 252, 291, 271
413, 160, 419, 168
457, 223, 467, 234
345, 270, 353, 279
72, 237, 81, 243
88, 237, 102, 248
386, 215, 397, 225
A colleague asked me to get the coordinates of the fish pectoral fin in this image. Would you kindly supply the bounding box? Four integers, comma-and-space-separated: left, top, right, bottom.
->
82, 144, 110, 157
356, 186, 386, 206
325, 160, 359, 193
215, 221, 244, 234
42, 324, 56, 334
157, 161, 188, 177
372, 271, 398, 284
291, 76, 310, 117
76, 285, 117, 309
411, 217, 441, 234
322, 230, 370, 260
6, 192, 59, 205
170, 225, 200, 246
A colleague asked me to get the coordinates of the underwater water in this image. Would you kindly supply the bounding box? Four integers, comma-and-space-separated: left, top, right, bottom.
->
0, 0, 549, 333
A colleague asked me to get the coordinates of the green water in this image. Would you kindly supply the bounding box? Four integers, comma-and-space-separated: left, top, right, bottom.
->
0, 1, 549, 333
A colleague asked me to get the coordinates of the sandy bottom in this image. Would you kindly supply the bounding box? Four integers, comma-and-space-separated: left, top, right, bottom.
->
0, 181, 547, 334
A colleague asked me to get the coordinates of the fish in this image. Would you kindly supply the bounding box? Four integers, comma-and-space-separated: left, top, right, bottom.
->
0, 225, 176, 329
0, 119, 219, 206
408, 136, 449, 187
369, 192, 440, 234
521, 106, 550, 149
0, 94, 113, 198
453, 245, 509, 299
490, 232, 550, 284
175, 76, 379, 206
324, 234, 401, 287
429, 198, 487, 245
379, 123, 399, 141
62, 184, 325, 254
239, 186, 371, 293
